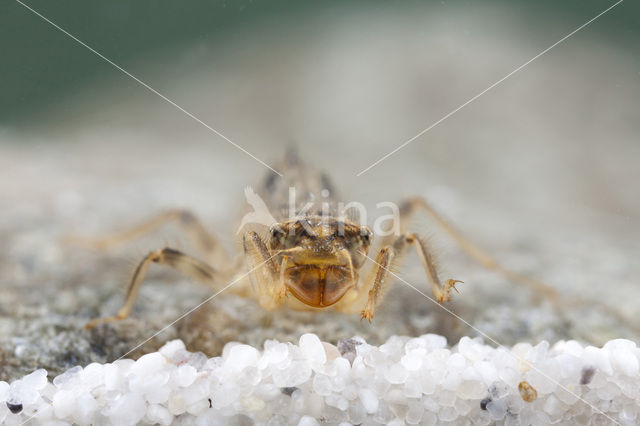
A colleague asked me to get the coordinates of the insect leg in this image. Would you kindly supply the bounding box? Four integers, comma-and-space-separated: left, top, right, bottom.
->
242, 231, 285, 309
398, 198, 640, 336
66, 209, 228, 263
400, 233, 462, 303
398, 197, 557, 299
85, 247, 220, 329
360, 233, 461, 321
360, 246, 395, 321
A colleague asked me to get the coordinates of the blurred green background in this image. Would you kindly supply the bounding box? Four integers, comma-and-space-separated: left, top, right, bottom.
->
1, 0, 638, 127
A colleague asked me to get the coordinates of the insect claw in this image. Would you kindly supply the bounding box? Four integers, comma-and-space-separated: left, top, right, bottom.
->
360, 310, 373, 323
446, 279, 463, 294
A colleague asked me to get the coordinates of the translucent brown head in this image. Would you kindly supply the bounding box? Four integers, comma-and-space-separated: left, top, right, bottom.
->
269, 216, 373, 307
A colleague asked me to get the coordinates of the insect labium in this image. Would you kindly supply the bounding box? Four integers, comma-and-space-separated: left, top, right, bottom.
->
81, 150, 556, 330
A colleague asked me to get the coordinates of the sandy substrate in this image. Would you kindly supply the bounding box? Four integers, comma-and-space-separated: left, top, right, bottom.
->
2, 335, 640, 425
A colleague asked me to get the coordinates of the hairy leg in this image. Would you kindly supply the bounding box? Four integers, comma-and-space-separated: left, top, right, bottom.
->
66, 209, 228, 263
242, 231, 285, 310
399, 233, 462, 303
359, 246, 394, 321
348, 233, 461, 321
398, 197, 556, 299
398, 197, 640, 334
86, 247, 225, 329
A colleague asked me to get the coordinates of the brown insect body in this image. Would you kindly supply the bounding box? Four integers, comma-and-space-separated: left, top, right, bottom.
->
248, 149, 378, 311
83, 149, 465, 328
269, 215, 372, 308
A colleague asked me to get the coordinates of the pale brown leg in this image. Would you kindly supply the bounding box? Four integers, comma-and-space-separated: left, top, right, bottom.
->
242, 231, 285, 309
401, 233, 463, 303
398, 197, 557, 299
360, 247, 394, 321
398, 197, 640, 336
85, 247, 221, 329
360, 233, 461, 321
66, 209, 228, 263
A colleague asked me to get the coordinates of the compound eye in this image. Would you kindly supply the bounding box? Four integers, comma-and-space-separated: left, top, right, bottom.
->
360, 226, 373, 243
270, 225, 295, 249
270, 225, 287, 241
